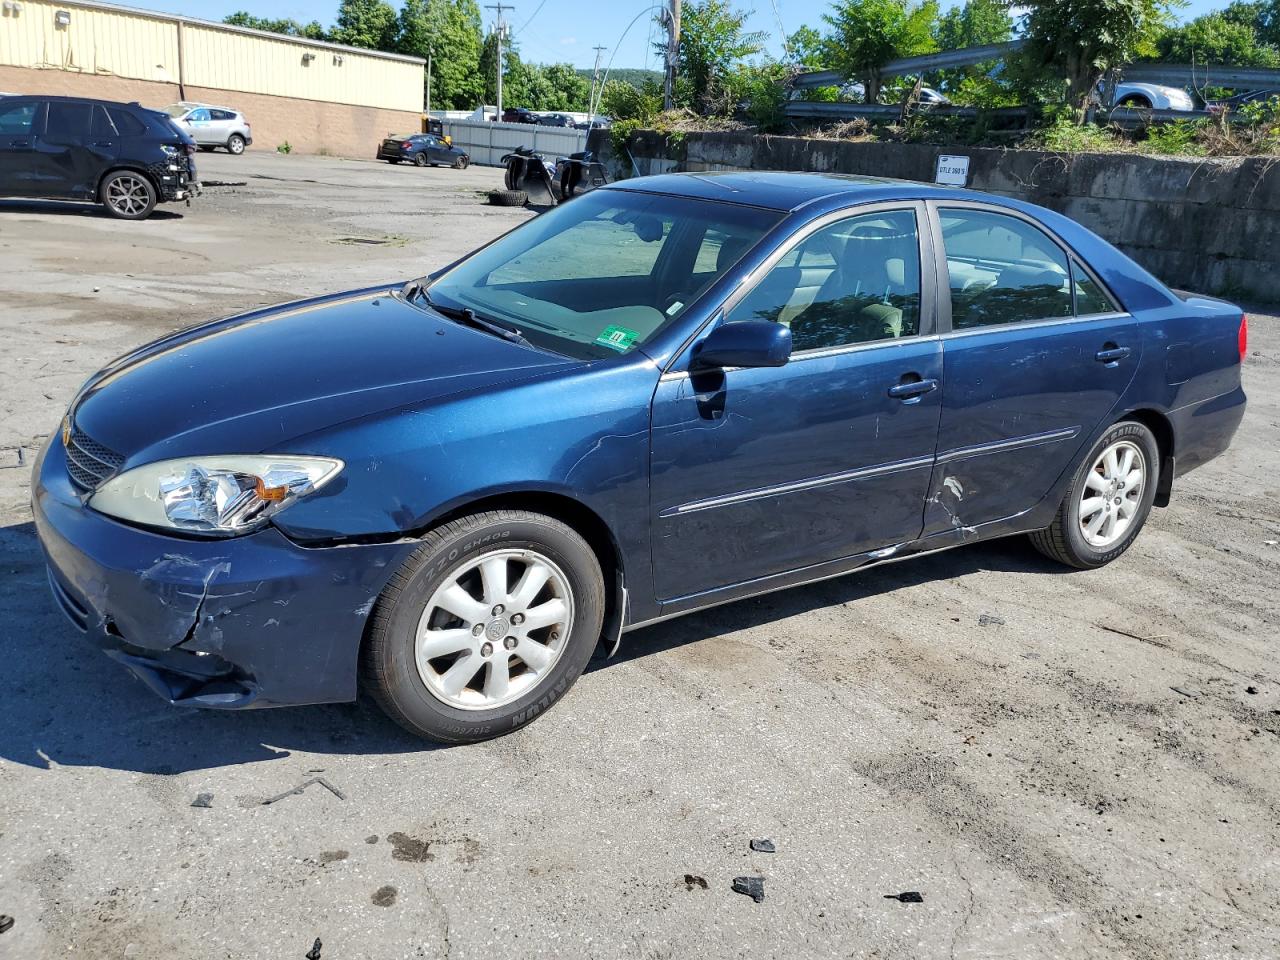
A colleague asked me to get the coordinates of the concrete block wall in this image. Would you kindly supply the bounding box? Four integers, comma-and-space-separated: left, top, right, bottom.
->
614, 130, 1280, 303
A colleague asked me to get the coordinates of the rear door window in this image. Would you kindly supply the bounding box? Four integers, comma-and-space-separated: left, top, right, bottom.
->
940, 209, 1072, 329
45, 101, 94, 139
91, 105, 117, 137
1072, 259, 1121, 315
107, 108, 147, 136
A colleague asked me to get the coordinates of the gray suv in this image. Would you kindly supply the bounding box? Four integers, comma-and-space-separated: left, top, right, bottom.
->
164, 102, 253, 155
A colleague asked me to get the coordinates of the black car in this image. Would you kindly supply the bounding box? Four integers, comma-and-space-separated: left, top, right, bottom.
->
536, 112, 574, 127
0, 95, 198, 220
376, 133, 470, 169
501, 107, 538, 124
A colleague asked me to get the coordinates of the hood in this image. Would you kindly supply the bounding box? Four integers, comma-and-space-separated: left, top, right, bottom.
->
70, 287, 575, 464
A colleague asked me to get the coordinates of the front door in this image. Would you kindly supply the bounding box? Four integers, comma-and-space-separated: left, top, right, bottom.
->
925, 203, 1140, 535
649, 205, 944, 603
0, 100, 43, 195
36, 100, 114, 198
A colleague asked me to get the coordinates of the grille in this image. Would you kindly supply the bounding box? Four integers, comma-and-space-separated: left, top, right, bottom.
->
64, 426, 125, 491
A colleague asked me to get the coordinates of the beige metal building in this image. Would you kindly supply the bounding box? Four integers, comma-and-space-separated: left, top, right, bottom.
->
0, 0, 425, 156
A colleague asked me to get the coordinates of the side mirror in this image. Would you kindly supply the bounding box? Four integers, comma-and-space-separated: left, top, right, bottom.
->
691, 321, 792, 370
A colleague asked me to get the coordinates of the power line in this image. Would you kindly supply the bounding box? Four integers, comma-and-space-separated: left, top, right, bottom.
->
515, 0, 548, 34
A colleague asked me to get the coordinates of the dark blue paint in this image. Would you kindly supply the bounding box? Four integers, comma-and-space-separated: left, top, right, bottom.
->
33, 171, 1247, 710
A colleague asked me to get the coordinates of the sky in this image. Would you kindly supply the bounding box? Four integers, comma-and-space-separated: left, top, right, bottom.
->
137, 0, 1232, 71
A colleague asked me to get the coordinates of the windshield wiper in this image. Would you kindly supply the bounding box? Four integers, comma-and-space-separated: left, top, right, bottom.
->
406, 285, 536, 349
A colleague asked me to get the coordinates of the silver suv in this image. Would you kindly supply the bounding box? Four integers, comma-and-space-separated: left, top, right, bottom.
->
163, 102, 253, 155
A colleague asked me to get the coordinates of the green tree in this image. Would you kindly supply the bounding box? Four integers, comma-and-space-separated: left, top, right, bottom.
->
480, 31, 528, 107
223, 11, 327, 39
664, 0, 766, 112
786, 25, 827, 68
821, 0, 939, 103
1017, 0, 1173, 111
332, 0, 399, 51
1222, 0, 1280, 47
398, 0, 485, 109
541, 63, 592, 111
929, 0, 1013, 101
1156, 11, 1280, 66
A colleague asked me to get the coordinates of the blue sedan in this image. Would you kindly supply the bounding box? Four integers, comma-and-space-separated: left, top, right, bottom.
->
33, 172, 1247, 742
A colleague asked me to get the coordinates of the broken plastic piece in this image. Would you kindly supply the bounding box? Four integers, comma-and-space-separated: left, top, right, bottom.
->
305, 937, 322, 960
885, 891, 924, 903
683, 874, 708, 890
732, 876, 765, 902
750, 838, 776, 853
263, 777, 346, 805
191, 792, 213, 808
0, 915, 13, 935
977, 613, 1005, 626
1246, 686, 1259, 694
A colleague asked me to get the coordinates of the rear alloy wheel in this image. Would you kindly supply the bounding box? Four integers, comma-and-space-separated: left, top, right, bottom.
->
363, 510, 605, 743
1029, 421, 1160, 569
414, 152, 429, 167
226, 134, 246, 155
101, 171, 157, 220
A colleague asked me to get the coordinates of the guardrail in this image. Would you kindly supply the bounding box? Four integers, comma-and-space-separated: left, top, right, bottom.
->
791, 40, 1027, 89
1119, 62, 1280, 89
439, 119, 588, 167
783, 100, 1029, 121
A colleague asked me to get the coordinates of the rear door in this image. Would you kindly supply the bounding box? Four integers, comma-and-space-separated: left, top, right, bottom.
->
926, 201, 1139, 535
0, 99, 42, 195
36, 100, 106, 198
207, 109, 236, 144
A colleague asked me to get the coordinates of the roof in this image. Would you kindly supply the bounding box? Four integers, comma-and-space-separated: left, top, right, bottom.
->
52, 0, 426, 66
610, 171, 977, 212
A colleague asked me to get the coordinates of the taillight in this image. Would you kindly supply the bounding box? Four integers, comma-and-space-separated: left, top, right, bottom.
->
1239, 314, 1248, 362
401, 140, 414, 149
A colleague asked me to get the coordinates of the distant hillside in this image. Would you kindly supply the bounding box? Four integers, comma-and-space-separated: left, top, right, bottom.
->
575, 68, 663, 90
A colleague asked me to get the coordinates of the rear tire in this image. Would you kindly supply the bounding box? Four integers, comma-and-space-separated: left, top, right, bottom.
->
100, 171, 157, 220
362, 510, 605, 744
1029, 421, 1160, 569
227, 134, 246, 155
488, 189, 527, 207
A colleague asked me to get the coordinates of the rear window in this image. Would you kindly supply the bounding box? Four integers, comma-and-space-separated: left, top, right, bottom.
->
107, 108, 147, 136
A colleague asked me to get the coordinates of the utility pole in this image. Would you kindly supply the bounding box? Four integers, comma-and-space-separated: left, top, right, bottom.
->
486, 4, 513, 120
663, 0, 681, 111
588, 45, 607, 125
425, 50, 432, 122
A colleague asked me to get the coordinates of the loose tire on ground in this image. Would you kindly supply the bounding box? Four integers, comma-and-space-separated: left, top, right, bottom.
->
1029, 420, 1160, 569
100, 170, 157, 220
362, 509, 605, 743
488, 189, 527, 207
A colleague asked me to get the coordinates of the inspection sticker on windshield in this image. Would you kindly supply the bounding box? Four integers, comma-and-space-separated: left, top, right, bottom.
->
595, 325, 639, 352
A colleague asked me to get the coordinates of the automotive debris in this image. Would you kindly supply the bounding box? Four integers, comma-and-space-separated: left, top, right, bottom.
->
191, 792, 213, 808
0, 915, 14, 934
1170, 686, 1200, 699
262, 777, 346, 805
1246, 686, 1259, 695
977, 613, 1005, 626
1098, 624, 1170, 647
305, 937, 322, 960
683, 874, 709, 890
732, 876, 766, 902
884, 891, 925, 903
750, 838, 776, 853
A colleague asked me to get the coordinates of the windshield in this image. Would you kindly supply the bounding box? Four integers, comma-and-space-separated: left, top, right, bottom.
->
425, 189, 781, 360
162, 104, 189, 118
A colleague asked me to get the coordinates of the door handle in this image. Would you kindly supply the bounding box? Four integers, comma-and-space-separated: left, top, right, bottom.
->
92, 140, 114, 148
1095, 345, 1131, 363
888, 377, 939, 400
11, 139, 30, 148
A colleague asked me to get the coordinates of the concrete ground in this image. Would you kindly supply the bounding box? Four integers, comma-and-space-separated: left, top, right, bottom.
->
0, 152, 1277, 960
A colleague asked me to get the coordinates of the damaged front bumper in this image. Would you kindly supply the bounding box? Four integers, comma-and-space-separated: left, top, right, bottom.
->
32, 438, 416, 709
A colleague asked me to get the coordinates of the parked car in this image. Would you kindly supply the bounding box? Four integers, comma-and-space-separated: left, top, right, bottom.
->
0, 95, 198, 219
1206, 88, 1280, 113
163, 102, 252, 154
1108, 82, 1196, 111
34, 173, 1246, 743
501, 106, 539, 124
536, 112, 575, 127
376, 133, 469, 168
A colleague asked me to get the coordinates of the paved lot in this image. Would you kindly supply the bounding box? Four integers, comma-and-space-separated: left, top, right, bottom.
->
1, 152, 1278, 960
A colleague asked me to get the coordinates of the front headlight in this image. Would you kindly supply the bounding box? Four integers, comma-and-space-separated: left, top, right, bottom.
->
89, 455, 343, 537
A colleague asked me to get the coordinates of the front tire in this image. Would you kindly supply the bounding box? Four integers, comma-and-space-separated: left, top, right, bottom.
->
413, 152, 429, 167
100, 171, 157, 220
1029, 421, 1160, 569
227, 134, 246, 155
363, 510, 605, 744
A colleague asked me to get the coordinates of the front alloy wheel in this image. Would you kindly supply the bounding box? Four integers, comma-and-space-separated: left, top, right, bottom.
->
363, 510, 605, 743
101, 171, 157, 220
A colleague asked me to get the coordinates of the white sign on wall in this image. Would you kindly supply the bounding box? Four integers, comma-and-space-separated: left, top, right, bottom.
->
935, 154, 970, 187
